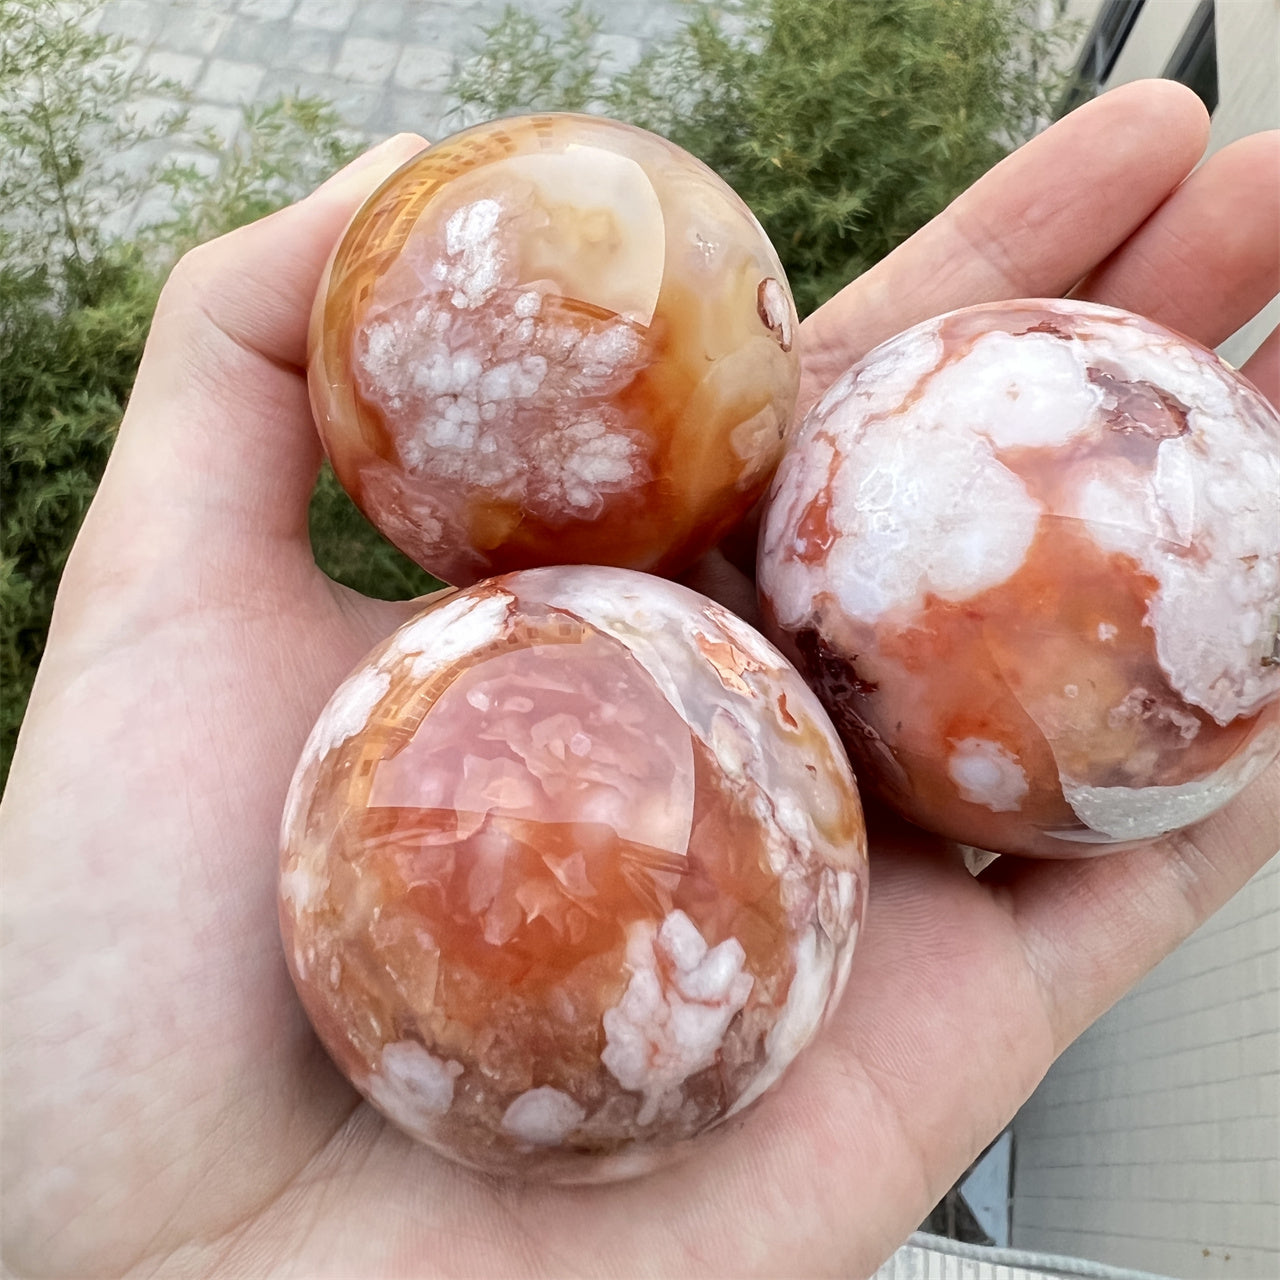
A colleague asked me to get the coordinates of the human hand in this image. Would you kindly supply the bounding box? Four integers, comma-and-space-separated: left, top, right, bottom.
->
3, 80, 1277, 1279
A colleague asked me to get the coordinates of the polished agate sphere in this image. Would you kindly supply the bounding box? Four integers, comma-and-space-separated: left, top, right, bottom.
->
280, 567, 865, 1179
308, 113, 799, 586
758, 299, 1280, 857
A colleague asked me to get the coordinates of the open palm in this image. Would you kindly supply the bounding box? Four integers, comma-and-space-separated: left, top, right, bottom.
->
4, 81, 1277, 1279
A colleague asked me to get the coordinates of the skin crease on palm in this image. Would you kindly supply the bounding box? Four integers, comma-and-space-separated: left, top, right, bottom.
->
1, 80, 1277, 1280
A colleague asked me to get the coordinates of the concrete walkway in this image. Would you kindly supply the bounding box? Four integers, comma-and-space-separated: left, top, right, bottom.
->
93, 0, 686, 147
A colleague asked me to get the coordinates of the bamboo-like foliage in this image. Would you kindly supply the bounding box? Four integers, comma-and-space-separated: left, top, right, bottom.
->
0, 0, 403, 783
453, 0, 1080, 314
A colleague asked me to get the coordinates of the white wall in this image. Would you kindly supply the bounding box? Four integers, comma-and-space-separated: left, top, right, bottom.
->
1205, 0, 1280, 368
1105, 0, 1203, 87
1053, 0, 1279, 365
1093, 0, 1279, 365
1012, 857, 1280, 1278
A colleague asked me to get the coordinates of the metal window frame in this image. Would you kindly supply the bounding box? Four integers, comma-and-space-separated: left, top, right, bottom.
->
1056, 0, 1147, 117
1163, 0, 1219, 114
1091, 0, 1148, 81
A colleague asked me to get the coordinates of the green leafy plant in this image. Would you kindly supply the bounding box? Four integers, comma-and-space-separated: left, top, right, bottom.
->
450, 0, 606, 118
2, 0, 171, 783
453, 0, 1080, 314
156, 97, 357, 249
0, 0, 428, 784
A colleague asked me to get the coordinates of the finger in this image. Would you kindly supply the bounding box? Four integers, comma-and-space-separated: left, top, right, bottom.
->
1241, 324, 1280, 407
1073, 131, 1280, 348
330, 583, 460, 647
676, 549, 762, 626
79, 134, 428, 577
984, 762, 1280, 1053
797, 80, 1210, 417
158, 131, 429, 375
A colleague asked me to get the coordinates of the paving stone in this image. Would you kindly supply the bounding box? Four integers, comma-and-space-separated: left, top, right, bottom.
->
104, 135, 172, 189
215, 16, 290, 62
158, 4, 230, 55
286, 71, 388, 128
393, 44, 452, 94
277, 28, 340, 74
333, 35, 400, 85
127, 187, 186, 234
175, 0, 239, 14
198, 57, 267, 102
363, 106, 403, 139
123, 94, 188, 133
236, 0, 295, 18
77, 0, 687, 231
187, 101, 246, 144
278, 69, 332, 100
386, 89, 451, 139
404, 1, 506, 49
293, 0, 358, 32
144, 49, 205, 90
350, 0, 406, 38
98, 41, 147, 79
331, 83, 391, 129
97, 0, 161, 43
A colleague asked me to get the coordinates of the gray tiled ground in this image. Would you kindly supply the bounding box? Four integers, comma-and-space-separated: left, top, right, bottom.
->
93, 0, 687, 146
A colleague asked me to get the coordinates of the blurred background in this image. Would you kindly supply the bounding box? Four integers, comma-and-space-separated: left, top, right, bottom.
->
2, 2, 1276, 1274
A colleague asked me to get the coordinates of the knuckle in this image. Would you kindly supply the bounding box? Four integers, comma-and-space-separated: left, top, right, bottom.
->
161, 239, 220, 310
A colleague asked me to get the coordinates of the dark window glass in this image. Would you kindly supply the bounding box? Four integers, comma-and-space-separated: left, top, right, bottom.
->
1056, 0, 1146, 118
1165, 0, 1219, 114
1093, 0, 1147, 79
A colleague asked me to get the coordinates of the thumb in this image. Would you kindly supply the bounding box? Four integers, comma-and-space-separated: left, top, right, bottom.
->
71, 133, 428, 597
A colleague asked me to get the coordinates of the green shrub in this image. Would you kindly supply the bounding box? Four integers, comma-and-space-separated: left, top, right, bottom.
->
449, 0, 605, 118
0, 0, 430, 784
1, 239, 158, 783
453, 0, 1079, 314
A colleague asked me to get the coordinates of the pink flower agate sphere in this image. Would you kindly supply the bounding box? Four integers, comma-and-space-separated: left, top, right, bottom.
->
280, 567, 866, 1180
308, 113, 799, 587
758, 299, 1280, 857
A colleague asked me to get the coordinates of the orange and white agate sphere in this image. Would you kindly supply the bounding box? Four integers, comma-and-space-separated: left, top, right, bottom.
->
309, 113, 799, 586
279, 567, 865, 1179
758, 299, 1280, 857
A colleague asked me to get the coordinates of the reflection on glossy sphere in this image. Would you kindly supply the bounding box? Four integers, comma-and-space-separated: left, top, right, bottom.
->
280, 567, 866, 1180
758, 299, 1280, 857
309, 113, 800, 586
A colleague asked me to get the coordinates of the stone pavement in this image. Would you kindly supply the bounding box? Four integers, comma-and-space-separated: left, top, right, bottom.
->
91, 0, 687, 149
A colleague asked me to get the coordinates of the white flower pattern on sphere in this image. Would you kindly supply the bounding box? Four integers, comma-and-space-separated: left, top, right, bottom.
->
759, 298, 1280, 857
